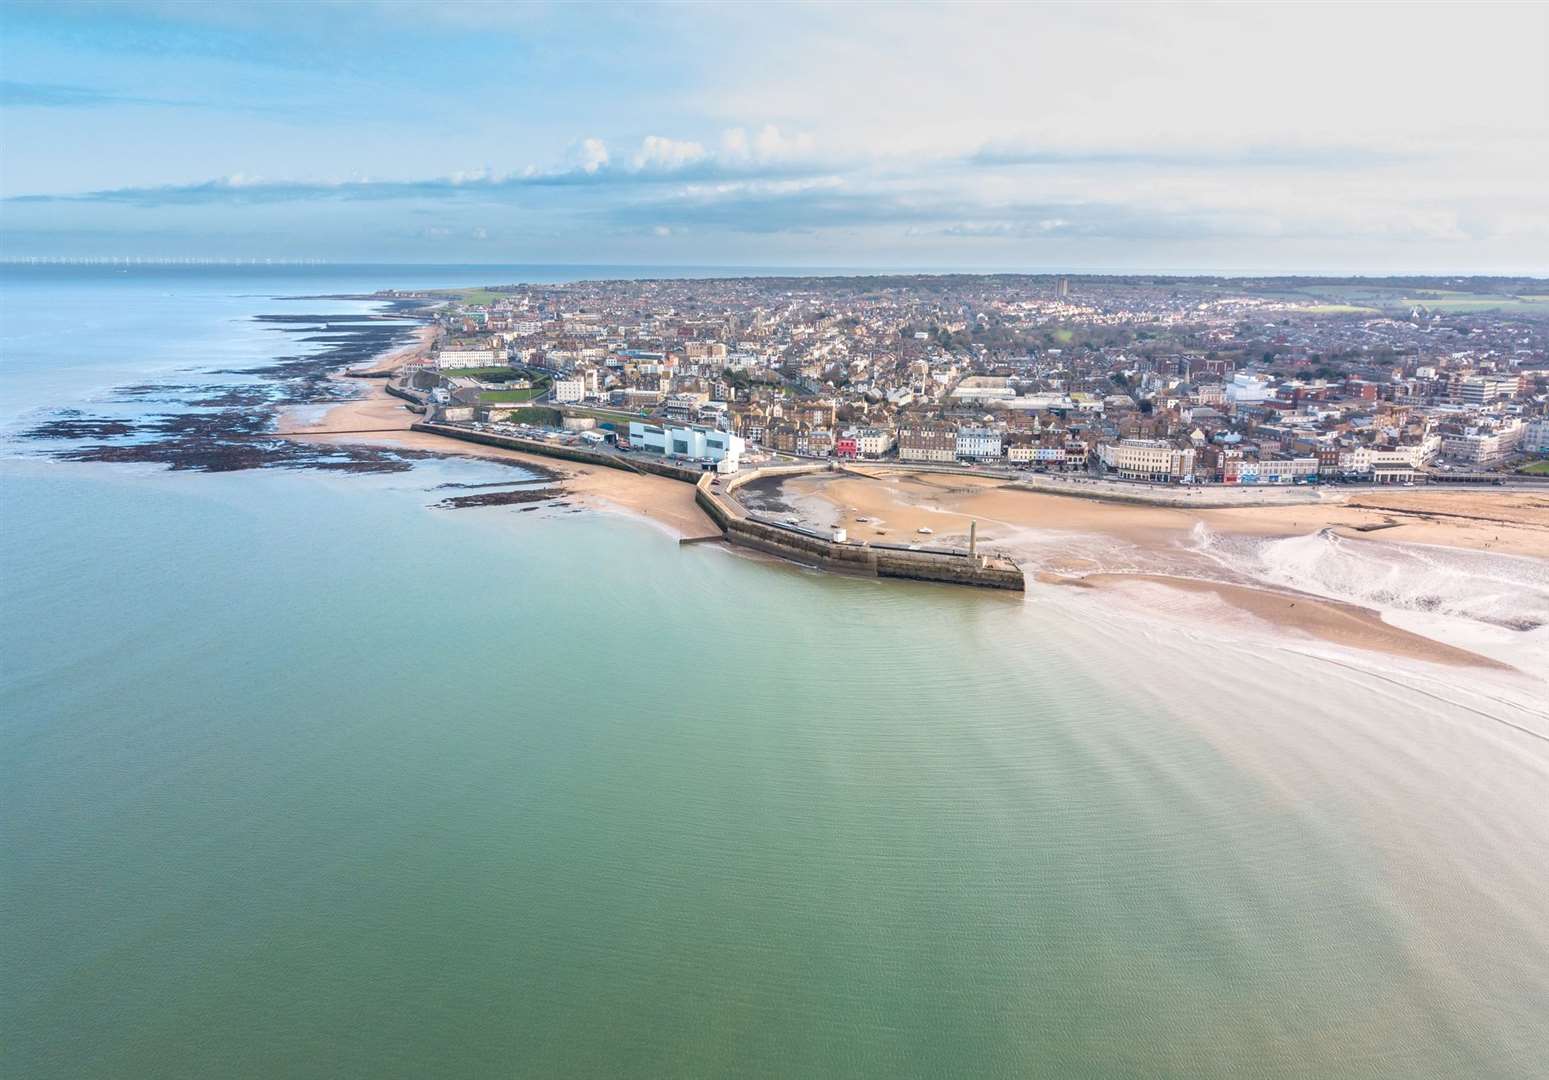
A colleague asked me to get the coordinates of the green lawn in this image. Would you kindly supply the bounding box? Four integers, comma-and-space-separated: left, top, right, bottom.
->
1517, 459, 1549, 475
566, 407, 650, 429
440, 366, 515, 378
433, 287, 511, 306
478, 386, 545, 403
1301, 304, 1380, 315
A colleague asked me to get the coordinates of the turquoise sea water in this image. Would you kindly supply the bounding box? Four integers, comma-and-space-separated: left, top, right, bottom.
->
3, 267, 1547, 1078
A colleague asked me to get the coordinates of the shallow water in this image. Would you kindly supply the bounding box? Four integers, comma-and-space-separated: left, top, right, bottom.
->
3, 267, 1547, 1078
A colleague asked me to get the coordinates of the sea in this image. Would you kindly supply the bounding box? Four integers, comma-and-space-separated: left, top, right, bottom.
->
3, 264, 1546, 1079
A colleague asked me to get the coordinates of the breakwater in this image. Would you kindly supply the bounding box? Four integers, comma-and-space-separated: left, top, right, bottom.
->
698, 468, 1025, 591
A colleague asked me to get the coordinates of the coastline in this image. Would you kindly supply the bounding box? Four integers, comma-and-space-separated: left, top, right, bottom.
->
275, 330, 1546, 674
279, 376, 715, 537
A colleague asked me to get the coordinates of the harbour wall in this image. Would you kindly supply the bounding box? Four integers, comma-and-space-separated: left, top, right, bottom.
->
697, 469, 1025, 591
405, 422, 1024, 591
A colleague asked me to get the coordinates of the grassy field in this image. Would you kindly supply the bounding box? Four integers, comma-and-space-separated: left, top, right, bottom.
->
1402, 296, 1548, 313
1252, 282, 1549, 316
440, 366, 515, 378
478, 386, 545, 403
567, 407, 650, 429
1518, 459, 1549, 475
433, 287, 511, 306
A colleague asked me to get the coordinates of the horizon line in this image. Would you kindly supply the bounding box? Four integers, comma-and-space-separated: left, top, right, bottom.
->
2, 258, 1546, 280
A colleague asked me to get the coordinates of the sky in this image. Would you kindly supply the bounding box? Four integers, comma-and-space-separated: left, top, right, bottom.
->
1, 0, 1546, 273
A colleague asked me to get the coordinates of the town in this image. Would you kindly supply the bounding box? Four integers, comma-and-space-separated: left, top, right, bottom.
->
380, 274, 1549, 485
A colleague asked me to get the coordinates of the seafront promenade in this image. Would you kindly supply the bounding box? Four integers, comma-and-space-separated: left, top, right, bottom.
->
409, 420, 1027, 590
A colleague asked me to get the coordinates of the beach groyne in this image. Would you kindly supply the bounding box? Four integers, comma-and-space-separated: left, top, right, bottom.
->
697, 469, 1025, 591
386, 384, 427, 411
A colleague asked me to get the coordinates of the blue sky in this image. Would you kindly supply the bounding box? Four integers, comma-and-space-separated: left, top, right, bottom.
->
2, 1, 1546, 272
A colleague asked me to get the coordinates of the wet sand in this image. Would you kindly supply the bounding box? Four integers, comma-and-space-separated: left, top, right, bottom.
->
1050, 573, 1512, 670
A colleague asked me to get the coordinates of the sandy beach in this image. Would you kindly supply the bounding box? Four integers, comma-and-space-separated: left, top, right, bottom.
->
773, 469, 1549, 560
1053, 573, 1513, 670
755, 468, 1549, 669
279, 378, 715, 537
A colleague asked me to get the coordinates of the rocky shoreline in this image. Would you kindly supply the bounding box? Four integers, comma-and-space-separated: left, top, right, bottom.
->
19, 299, 447, 474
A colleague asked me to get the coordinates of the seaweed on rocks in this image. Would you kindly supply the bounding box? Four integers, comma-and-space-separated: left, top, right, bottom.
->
432, 487, 566, 510
24, 414, 138, 440
21, 299, 439, 475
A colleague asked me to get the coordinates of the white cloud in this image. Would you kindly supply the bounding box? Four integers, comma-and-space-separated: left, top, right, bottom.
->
570, 137, 609, 174
632, 135, 708, 172
720, 124, 817, 164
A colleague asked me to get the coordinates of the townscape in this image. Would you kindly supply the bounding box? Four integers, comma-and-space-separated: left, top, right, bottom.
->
389, 275, 1549, 484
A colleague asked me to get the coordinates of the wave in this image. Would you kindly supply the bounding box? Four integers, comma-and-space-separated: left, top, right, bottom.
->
1190, 523, 1549, 632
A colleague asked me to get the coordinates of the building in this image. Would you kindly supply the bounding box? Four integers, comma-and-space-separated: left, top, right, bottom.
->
552, 377, 585, 403
627, 422, 745, 468
1524, 416, 1549, 456
1097, 439, 1195, 481
1458, 375, 1518, 406
1442, 420, 1523, 466
855, 427, 896, 458
897, 423, 956, 463
951, 376, 1016, 402
835, 435, 859, 459
955, 426, 1003, 462
1224, 457, 1319, 484
435, 346, 500, 369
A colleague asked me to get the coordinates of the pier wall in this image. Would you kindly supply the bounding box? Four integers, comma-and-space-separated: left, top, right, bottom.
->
386, 384, 427, 412
696, 471, 1024, 591
406, 422, 1024, 591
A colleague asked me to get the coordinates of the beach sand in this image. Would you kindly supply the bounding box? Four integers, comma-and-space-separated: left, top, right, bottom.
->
1050, 573, 1512, 670
778, 469, 1549, 560
280, 380, 715, 537
770, 468, 1549, 668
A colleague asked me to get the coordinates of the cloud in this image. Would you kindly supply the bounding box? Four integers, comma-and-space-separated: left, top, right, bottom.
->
3, 128, 836, 206
632, 135, 708, 172
569, 137, 610, 174
720, 124, 818, 165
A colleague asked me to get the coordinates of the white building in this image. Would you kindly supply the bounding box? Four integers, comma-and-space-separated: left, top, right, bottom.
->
552, 377, 585, 403
855, 427, 895, 458
435, 347, 500, 369
1442, 420, 1523, 466
1524, 417, 1549, 455
955, 427, 1004, 462
1225, 373, 1272, 405
628, 422, 744, 468
1097, 439, 1195, 481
